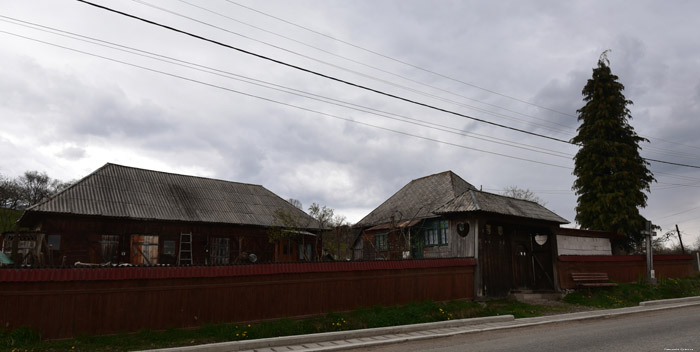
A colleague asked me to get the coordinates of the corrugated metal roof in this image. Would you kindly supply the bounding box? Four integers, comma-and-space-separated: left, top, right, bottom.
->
354, 171, 475, 227
21, 163, 321, 229
435, 189, 569, 224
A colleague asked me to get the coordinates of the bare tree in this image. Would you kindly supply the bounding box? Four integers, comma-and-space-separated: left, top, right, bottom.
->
287, 198, 303, 210
12, 171, 74, 208
268, 209, 305, 262
501, 186, 546, 206
0, 175, 22, 210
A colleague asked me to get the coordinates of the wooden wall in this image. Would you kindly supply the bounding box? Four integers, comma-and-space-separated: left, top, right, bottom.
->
0, 258, 475, 340
558, 255, 695, 289
32, 215, 321, 266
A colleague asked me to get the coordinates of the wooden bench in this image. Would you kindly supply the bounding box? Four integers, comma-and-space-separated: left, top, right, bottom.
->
571, 273, 617, 295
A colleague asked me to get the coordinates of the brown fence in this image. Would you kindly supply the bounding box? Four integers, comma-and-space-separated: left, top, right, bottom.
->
558, 255, 695, 289
0, 258, 475, 339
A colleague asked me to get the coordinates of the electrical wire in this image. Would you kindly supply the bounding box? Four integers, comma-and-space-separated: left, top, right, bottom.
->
77, 0, 575, 144
224, 0, 700, 154
0, 16, 574, 160
656, 204, 700, 221
0, 29, 575, 171
224, 0, 575, 118
174, 0, 576, 132
131, 0, 574, 136
8, 15, 700, 179
74, 0, 700, 169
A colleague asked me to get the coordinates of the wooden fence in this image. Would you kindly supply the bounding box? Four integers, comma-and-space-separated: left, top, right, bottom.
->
0, 258, 475, 339
558, 255, 695, 289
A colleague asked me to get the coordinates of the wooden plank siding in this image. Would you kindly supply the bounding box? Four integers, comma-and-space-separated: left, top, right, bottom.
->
0, 259, 475, 339
30, 214, 317, 265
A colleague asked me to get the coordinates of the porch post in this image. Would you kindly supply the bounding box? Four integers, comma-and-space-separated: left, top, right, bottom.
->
549, 225, 561, 292
473, 218, 481, 298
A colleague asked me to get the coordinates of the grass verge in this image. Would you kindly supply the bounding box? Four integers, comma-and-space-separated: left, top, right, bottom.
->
0, 299, 556, 352
563, 275, 700, 308
3, 276, 698, 351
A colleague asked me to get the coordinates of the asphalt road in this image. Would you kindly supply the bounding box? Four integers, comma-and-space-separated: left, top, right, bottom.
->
346, 305, 700, 352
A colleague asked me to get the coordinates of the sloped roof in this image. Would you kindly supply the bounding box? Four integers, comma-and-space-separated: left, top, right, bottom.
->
435, 189, 568, 224
20, 163, 321, 229
354, 171, 475, 227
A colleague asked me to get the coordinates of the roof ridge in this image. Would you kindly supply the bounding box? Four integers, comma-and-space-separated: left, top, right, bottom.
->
19, 163, 322, 229
470, 188, 543, 205
104, 163, 265, 188
468, 189, 481, 210
409, 170, 454, 183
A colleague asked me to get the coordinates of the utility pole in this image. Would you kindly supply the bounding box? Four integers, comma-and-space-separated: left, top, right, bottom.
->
642, 220, 657, 285
675, 224, 685, 254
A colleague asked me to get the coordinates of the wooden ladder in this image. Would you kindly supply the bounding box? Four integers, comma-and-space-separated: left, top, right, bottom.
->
177, 232, 193, 265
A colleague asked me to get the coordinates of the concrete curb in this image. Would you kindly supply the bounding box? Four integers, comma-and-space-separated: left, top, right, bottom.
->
140, 296, 700, 352
295, 299, 700, 352
639, 295, 700, 306
138, 315, 514, 352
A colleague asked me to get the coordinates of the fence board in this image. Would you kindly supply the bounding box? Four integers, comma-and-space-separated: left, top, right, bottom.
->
0, 258, 475, 339
558, 255, 694, 289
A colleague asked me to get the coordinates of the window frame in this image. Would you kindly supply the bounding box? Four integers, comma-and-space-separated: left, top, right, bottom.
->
374, 232, 389, 251
210, 237, 230, 265
423, 219, 449, 247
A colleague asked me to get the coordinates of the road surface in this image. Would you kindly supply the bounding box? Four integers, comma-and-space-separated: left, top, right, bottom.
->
346, 305, 700, 352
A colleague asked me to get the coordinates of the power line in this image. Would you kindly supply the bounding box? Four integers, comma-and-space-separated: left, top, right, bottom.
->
76, 0, 576, 145
11, 15, 700, 174
0, 29, 574, 171
173, 1, 700, 166
76, 0, 700, 170
224, 0, 575, 118
0, 16, 573, 160
645, 158, 700, 169
656, 204, 700, 221
224, 0, 700, 155
132, 0, 574, 137
173, 0, 576, 133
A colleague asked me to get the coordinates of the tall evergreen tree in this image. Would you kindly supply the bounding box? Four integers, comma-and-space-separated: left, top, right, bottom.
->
571, 51, 655, 250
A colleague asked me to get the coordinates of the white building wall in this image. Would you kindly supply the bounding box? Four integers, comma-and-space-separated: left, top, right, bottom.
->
557, 235, 612, 256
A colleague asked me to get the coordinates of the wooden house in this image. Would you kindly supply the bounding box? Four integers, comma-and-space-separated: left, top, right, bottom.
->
353, 171, 569, 296
14, 163, 322, 266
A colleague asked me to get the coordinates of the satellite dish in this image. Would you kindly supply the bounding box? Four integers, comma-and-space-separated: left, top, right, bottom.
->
457, 222, 470, 237
248, 253, 258, 263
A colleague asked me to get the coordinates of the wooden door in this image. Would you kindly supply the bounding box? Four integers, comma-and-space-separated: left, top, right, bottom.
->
511, 232, 555, 291
411, 231, 424, 259
531, 233, 555, 290
511, 237, 533, 290
480, 226, 512, 296
130, 235, 159, 265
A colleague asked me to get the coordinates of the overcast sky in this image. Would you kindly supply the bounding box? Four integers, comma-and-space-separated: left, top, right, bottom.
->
1, 0, 699, 248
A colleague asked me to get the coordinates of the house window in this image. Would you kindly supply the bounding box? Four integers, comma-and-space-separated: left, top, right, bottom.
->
375, 233, 388, 251
100, 235, 119, 263
163, 240, 176, 256
211, 237, 230, 265
424, 220, 449, 246
298, 243, 313, 260
47, 235, 61, 250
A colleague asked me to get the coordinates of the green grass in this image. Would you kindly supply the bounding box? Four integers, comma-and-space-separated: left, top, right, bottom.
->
563, 275, 700, 309
0, 299, 527, 352
4, 276, 699, 351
